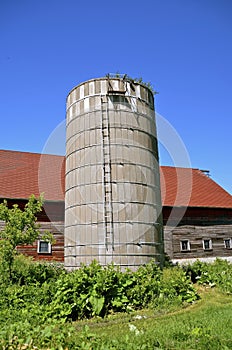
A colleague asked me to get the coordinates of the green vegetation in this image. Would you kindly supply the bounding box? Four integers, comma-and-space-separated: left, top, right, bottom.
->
0, 256, 232, 349
85, 288, 232, 349
0, 195, 53, 280
0, 199, 231, 350
185, 258, 232, 293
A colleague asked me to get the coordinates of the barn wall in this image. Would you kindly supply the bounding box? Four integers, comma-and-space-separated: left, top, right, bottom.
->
164, 224, 232, 261
1, 198, 232, 263
163, 206, 232, 226
0, 220, 64, 262
0, 199, 65, 222
18, 222, 64, 261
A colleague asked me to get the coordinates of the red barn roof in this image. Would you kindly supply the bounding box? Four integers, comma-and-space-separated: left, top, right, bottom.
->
0, 150, 65, 201
160, 166, 232, 208
0, 149, 231, 209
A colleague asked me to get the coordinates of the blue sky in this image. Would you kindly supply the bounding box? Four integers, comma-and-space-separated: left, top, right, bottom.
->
1, 0, 232, 194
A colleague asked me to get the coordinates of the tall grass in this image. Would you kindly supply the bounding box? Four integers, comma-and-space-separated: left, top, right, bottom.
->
1, 256, 232, 348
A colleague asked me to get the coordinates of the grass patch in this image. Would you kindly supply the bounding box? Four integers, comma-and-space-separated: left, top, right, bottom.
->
1, 258, 232, 348
73, 287, 232, 349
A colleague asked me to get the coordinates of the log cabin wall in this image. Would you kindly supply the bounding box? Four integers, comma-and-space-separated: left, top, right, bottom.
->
164, 224, 232, 262
0, 199, 65, 262
18, 221, 64, 262
163, 206, 232, 261
1, 199, 232, 263
0, 220, 64, 262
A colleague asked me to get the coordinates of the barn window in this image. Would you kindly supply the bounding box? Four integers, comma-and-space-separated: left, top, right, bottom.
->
203, 239, 212, 250
180, 240, 190, 252
37, 240, 51, 254
224, 238, 232, 249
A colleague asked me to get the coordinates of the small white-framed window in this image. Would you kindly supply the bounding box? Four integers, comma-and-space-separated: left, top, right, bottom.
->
37, 240, 51, 254
224, 238, 232, 249
203, 239, 212, 250
180, 240, 190, 252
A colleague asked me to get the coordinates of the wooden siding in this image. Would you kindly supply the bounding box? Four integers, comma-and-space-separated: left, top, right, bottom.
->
164, 224, 232, 260
163, 206, 232, 226
1, 198, 232, 263
0, 218, 64, 262
0, 198, 64, 222
16, 222, 64, 262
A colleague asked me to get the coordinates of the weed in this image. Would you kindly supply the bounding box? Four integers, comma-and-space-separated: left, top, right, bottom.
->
3, 257, 232, 348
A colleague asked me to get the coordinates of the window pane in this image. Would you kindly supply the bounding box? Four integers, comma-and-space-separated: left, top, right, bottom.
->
225, 239, 231, 249
203, 239, 211, 250
39, 242, 49, 253
181, 240, 189, 251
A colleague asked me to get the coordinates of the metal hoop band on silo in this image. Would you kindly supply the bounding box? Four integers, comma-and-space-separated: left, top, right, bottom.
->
65, 77, 164, 270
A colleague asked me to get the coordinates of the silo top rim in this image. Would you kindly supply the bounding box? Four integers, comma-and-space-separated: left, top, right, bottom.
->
66, 76, 155, 100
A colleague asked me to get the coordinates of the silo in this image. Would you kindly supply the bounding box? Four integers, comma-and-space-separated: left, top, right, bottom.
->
65, 76, 164, 270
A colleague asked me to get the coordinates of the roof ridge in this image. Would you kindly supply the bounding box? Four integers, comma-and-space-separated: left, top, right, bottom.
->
0, 149, 65, 158
160, 165, 199, 170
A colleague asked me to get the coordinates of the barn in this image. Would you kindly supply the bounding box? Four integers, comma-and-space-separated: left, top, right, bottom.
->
1, 149, 232, 264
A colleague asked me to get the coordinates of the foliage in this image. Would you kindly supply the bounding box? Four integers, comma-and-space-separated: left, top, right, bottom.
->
126, 261, 162, 308
0, 194, 53, 279
0, 258, 199, 343
1, 258, 232, 347
185, 258, 232, 293
2, 202, 232, 349
43, 260, 198, 323
45, 261, 133, 321
9, 254, 66, 285
159, 267, 198, 303
7, 257, 232, 348
0, 288, 232, 349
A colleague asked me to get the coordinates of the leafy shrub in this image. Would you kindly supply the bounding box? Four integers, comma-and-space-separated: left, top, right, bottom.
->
125, 261, 162, 308
44, 261, 133, 321
0, 258, 200, 348
185, 258, 232, 293
184, 259, 209, 283
43, 260, 198, 322
3, 257, 232, 348
0, 195, 54, 281
0, 259, 198, 323
159, 267, 198, 303
9, 254, 66, 285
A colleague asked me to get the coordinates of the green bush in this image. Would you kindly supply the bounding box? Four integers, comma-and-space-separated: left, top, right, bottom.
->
0, 253, 66, 286
0, 258, 200, 347
0, 195, 54, 281
185, 258, 232, 293
0, 258, 198, 322
2, 257, 232, 348
125, 261, 162, 308
44, 260, 198, 322
159, 267, 198, 303
8, 254, 66, 285
45, 261, 134, 321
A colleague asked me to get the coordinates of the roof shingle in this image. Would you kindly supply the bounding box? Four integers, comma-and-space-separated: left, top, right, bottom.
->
160, 166, 232, 208
0, 150, 65, 201
0, 150, 231, 208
